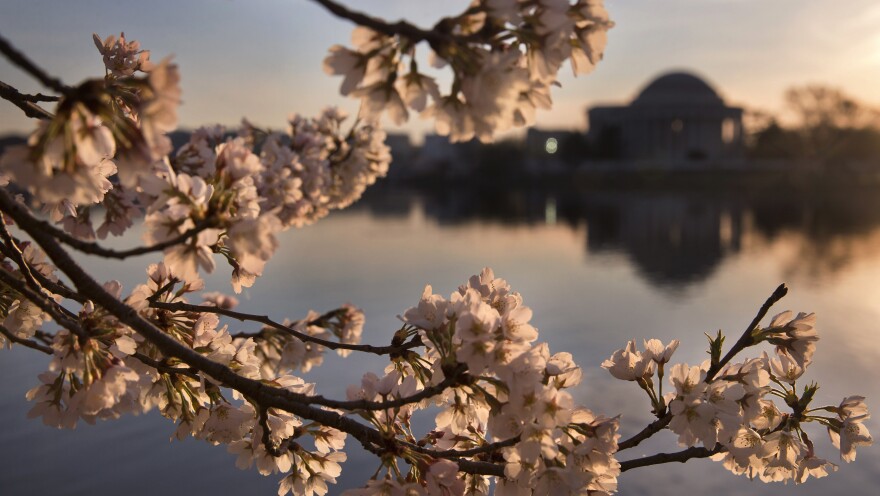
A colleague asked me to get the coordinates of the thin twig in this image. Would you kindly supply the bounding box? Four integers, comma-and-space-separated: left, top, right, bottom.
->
705, 283, 788, 382
0, 80, 53, 119
0, 188, 505, 477
619, 444, 724, 472
33, 329, 55, 346
0, 234, 83, 302
15, 90, 58, 102
260, 362, 467, 412
0, 33, 70, 94
617, 414, 672, 451
150, 299, 420, 356
0, 214, 43, 291
131, 352, 200, 379
0, 324, 53, 353
1, 251, 82, 303
30, 271, 84, 302
0, 266, 78, 323
412, 435, 520, 459
22, 213, 214, 259
0, 265, 84, 338
0, 270, 89, 348
309, 0, 454, 46
620, 284, 789, 452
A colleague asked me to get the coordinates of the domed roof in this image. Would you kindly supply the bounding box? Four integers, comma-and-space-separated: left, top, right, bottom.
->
632, 71, 724, 106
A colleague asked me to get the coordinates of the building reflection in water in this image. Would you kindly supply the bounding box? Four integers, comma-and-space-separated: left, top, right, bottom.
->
360, 183, 880, 291
576, 192, 743, 288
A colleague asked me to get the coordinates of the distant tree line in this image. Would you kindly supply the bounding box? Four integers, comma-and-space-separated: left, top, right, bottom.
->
749, 85, 880, 162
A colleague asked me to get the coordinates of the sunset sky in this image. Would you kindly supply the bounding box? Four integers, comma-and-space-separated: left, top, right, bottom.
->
1, 0, 879, 138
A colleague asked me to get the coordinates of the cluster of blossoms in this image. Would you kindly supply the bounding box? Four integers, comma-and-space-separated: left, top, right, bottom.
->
323, 0, 613, 142
146, 108, 389, 292
14, 260, 357, 494
0, 11, 874, 496
0, 32, 179, 211
602, 311, 873, 485
1, 251, 624, 495
338, 268, 621, 495
0, 34, 390, 293
93, 32, 153, 76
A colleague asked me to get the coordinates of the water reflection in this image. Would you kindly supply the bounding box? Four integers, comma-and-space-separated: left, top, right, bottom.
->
2, 182, 879, 496
362, 183, 880, 291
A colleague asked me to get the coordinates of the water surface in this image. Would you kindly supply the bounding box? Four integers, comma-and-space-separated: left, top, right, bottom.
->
1, 186, 878, 495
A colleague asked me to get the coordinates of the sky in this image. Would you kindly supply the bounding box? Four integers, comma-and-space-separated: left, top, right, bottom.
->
1, 0, 879, 138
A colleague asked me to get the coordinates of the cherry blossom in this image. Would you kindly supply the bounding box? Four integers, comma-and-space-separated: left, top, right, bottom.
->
93, 32, 152, 76
0, 14, 872, 496
601, 340, 655, 381
323, 0, 614, 142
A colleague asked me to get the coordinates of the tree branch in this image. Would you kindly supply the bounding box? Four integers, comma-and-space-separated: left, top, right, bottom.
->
0, 234, 84, 302
620, 284, 789, 452
0, 185, 378, 433
619, 444, 724, 472
309, 0, 454, 46
131, 351, 200, 379
455, 459, 504, 477
0, 324, 53, 353
150, 299, 420, 356
259, 406, 285, 457
617, 414, 672, 451
0, 216, 43, 291
412, 435, 520, 459
0, 265, 84, 338
1, 199, 350, 412
705, 283, 788, 382
15, 212, 215, 259
278, 363, 467, 412
0, 80, 54, 119
32, 329, 55, 346
0, 187, 507, 477
0, 33, 70, 94
13, 90, 58, 102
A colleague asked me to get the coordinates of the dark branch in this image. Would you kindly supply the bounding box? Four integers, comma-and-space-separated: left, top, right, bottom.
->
0, 80, 53, 119
259, 406, 285, 457
0, 243, 83, 302
0, 218, 43, 291
620, 444, 724, 472
705, 283, 788, 382
0, 265, 85, 338
0, 188, 504, 477
455, 459, 503, 477
263, 362, 467, 412
15, 90, 58, 102
150, 299, 420, 356
32, 329, 55, 346
617, 414, 672, 451
309, 0, 454, 46
0, 232, 83, 302
620, 285, 788, 452
131, 352, 200, 379
0, 324, 53, 353
30, 270, 84, 302
0, 33, 70, 94
20, 213, 214, 259
413, 435, 520, 459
